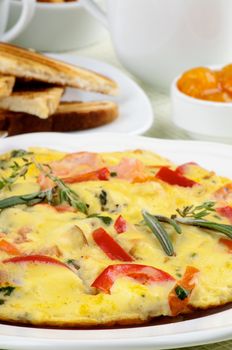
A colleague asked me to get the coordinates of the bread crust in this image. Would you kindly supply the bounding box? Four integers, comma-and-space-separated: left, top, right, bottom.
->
0, 43, 118, 95
0, 101, 118, 135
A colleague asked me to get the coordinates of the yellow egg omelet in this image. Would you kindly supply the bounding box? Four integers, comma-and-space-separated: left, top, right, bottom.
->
0, 147, 231, 327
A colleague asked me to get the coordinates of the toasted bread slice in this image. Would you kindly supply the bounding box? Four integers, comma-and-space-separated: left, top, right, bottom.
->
0, 43, 118, 95
0, 87, 64, 119
0, 75, 15, 98
37, 0, 65, 2
0, 101, 118, 135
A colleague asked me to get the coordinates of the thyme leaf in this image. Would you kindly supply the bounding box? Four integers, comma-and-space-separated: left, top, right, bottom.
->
0, 159, 31, 191
34, 161, 88, 214
176, 201, 215, 219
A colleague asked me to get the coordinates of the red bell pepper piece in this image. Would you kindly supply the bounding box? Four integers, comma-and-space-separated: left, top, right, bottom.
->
3, 255, 69, 269
0, 240, 21, 256
219, 238, 232, 253
216, 206, 232, 223
114, 215, 127, 234
168, 266, 199, 316
91, 263, 175, 293
63, 167, 110, 184
156, 166, 198, 187
92, 228, 133, 262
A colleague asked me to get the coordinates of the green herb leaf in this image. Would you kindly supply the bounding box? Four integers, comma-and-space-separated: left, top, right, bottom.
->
110, 172, 117, 177
87, 214, 112, 225
175, 285, 190, 300
0, 286, 15, 296
142, 210, 175, 256
99, 190, 107, 206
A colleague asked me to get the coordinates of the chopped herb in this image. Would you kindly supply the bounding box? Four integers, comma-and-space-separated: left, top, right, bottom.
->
99, 190, 107, 206
66, 259, 80, 270
10, 149, 32, 158
0, 286, 15, 296
87, 213, 112, 226
110, 172, 117, 177
175, 285, 190, 300
176, 273, 182, 278
0, 299, 4, 305
191, 252, 197, 258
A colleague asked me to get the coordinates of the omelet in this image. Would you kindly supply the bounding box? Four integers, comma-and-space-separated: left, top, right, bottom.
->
0, 147, 231, 327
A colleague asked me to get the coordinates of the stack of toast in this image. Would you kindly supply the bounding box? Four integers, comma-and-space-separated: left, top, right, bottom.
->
0, 43, 118, 136
37, 0, 78, 2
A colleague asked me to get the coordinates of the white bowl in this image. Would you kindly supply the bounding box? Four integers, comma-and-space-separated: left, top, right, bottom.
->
171, 73, 232, 143
7, 0, 106, 52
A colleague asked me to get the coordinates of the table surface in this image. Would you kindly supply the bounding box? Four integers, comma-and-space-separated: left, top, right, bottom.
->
71, 34, 232, 350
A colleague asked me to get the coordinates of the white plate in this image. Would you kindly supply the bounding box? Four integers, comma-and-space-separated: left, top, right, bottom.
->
1, 132, 232, 350
46, 54, 154, 135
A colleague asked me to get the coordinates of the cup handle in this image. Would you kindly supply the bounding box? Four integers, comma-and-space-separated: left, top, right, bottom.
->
80, 0, 108, 28
2, 0, 36, 42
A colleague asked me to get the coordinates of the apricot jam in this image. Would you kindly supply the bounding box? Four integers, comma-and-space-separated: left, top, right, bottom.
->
177, 66, 232, 102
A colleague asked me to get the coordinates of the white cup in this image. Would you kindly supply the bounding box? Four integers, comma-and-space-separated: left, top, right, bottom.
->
8, 0, 105, 52
0, 0, 35, 42
81, 0, 232, 91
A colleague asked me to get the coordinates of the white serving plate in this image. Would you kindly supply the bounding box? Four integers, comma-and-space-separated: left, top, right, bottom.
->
48, 54, 154, 136
0, 132, 232, 350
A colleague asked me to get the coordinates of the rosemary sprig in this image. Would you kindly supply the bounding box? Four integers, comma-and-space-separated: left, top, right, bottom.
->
155, 215, 182, 234
176, 201, 215, 219
0, 190, 53, 210
34, 161, 88, 214
142, 210, 175, 256
0, 159, 31, 191
142, 202, 232, 256
174, 217, 232, 239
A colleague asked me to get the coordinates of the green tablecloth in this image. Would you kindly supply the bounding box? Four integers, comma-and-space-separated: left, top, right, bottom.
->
180, 341, 232, 350
73, 34, 232, 350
